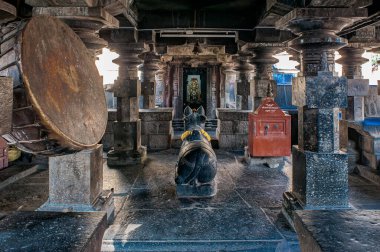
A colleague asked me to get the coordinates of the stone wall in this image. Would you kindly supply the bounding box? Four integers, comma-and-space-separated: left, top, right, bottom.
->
216, 108, 250, 150
140, 108, 173, 150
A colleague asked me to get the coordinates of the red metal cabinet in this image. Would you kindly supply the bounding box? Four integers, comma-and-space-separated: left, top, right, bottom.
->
248, 97, 291, 157
0, 137, 8, 169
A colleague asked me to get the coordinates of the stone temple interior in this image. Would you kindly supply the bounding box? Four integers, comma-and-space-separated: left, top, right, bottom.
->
1, 0, 380, 251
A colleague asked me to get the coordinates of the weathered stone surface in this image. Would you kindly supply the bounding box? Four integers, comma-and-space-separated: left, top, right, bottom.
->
113, 121, 141, 151
0, 211, 107, 252
139, 108, 174, 121
347, 79, 369, 96
33, 6, 119, 28
252, 79, 277, 98
216, 109, 250, 121
117, 97, 139, 122
365, 86, 380, 117
218, 134, 248, 149
294, 210, 380, 252
145, 134, 171, 150
292, 73, 348, 109
347, 96, 365, 121
218, 120, 249, 134
113, 79, 140, 98
26, 0, 98, 7
0, 77, 12, 135
47, 145, 103, 206
298, 108, 340, 152
292, 146, 349, 208
141, 121, 171, 135
362, 150, 380, 170
108, 108, 117, 121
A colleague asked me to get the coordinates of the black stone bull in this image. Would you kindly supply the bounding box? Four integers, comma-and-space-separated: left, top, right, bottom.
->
175, 106, 217, 198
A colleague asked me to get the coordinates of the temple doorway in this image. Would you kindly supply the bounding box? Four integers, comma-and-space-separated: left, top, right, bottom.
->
182, 67, 207, 111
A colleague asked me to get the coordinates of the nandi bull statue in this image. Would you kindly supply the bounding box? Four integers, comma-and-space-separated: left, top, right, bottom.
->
175, 106, 217, 198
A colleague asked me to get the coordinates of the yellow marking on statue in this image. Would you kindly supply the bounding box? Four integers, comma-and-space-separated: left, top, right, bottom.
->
181, 130, 192, 141
200, 129, 212, 142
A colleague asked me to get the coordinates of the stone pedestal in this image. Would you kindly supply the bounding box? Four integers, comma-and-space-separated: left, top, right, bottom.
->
140, 108, 173, 150
216, 108, 249, 149
176, 181, 217, 199
39, 145, 115, 223
276, 7, 367, 223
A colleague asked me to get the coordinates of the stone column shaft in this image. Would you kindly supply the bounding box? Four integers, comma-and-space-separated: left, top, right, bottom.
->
234, 55, 254, 110
222, 63, 236, 108
337, 47, 369, 122
172, 61, 182, 119
248, 47, 279, 110
139, 50, 160, 109
277, 7, 367, 210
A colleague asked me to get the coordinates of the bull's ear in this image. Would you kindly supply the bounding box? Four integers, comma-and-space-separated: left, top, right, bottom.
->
184, 106, 193, 117
197, 106, 205, 116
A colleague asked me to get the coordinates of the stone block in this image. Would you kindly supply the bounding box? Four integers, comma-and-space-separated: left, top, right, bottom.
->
347, 78, 369, 96
292, 74, 347, 109
292, 146, 348, 209
298, 108, 340, 152
117, 97, 139, 122
48, 145, 103, 206
113, 79, 140, 98
0, 77, 13, 135
141, 121, 172, 135
176, 181, 217, 199
346, 96, 364, 121
217, 120, 249, 134
139, 108, 174, 121
358, 134, 374, 153
147, 134, 171, 150
141, 80, 155, 95
113, 121, 141, 151
218, 134, 248, 150
216, 109, 250, 121
108, 109, 117, 121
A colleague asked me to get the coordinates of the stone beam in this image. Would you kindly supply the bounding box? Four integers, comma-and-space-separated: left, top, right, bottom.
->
26, 0, 98, 7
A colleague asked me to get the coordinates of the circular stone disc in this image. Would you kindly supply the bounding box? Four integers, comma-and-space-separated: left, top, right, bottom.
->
20, 16, 107, 149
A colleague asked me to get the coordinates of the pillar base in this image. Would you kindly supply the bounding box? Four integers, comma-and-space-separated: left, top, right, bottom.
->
107, 146, 147, 167
176, 181, 217, 199
292, 146, 349, 209
39, 190, 115, 224
244, 146, 285, 168
38, 145, 115, 223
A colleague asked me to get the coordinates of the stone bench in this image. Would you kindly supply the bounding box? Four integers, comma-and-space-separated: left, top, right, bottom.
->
295, 210, 380, 252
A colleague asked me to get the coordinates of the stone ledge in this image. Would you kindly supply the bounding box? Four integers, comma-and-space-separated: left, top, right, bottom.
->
139, 108, 174, 121
216, 109, 251, 121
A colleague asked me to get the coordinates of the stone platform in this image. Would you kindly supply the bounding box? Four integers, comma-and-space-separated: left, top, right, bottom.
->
294, 210, 380, 252
102, 149, 300, 251
0, 211, 107, 252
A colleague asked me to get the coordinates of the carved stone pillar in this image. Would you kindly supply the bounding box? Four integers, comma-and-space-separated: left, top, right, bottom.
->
247, 46, 280, 110
164, 63, 172, 108
155, 61, 167, 108
139, 49, 160, 109
337, 47, 369, 122
208, 61, 219, 119
287, 48, 301, 72
222, 62, 236, 108
172, 59, 182, 119
30, 5, 119, 56
277, 7, 367, 214
101, 30, 148, 166
234, 53, 254, 110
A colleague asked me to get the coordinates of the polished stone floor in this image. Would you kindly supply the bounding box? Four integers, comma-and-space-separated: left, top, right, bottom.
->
0, 150, 379, 251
